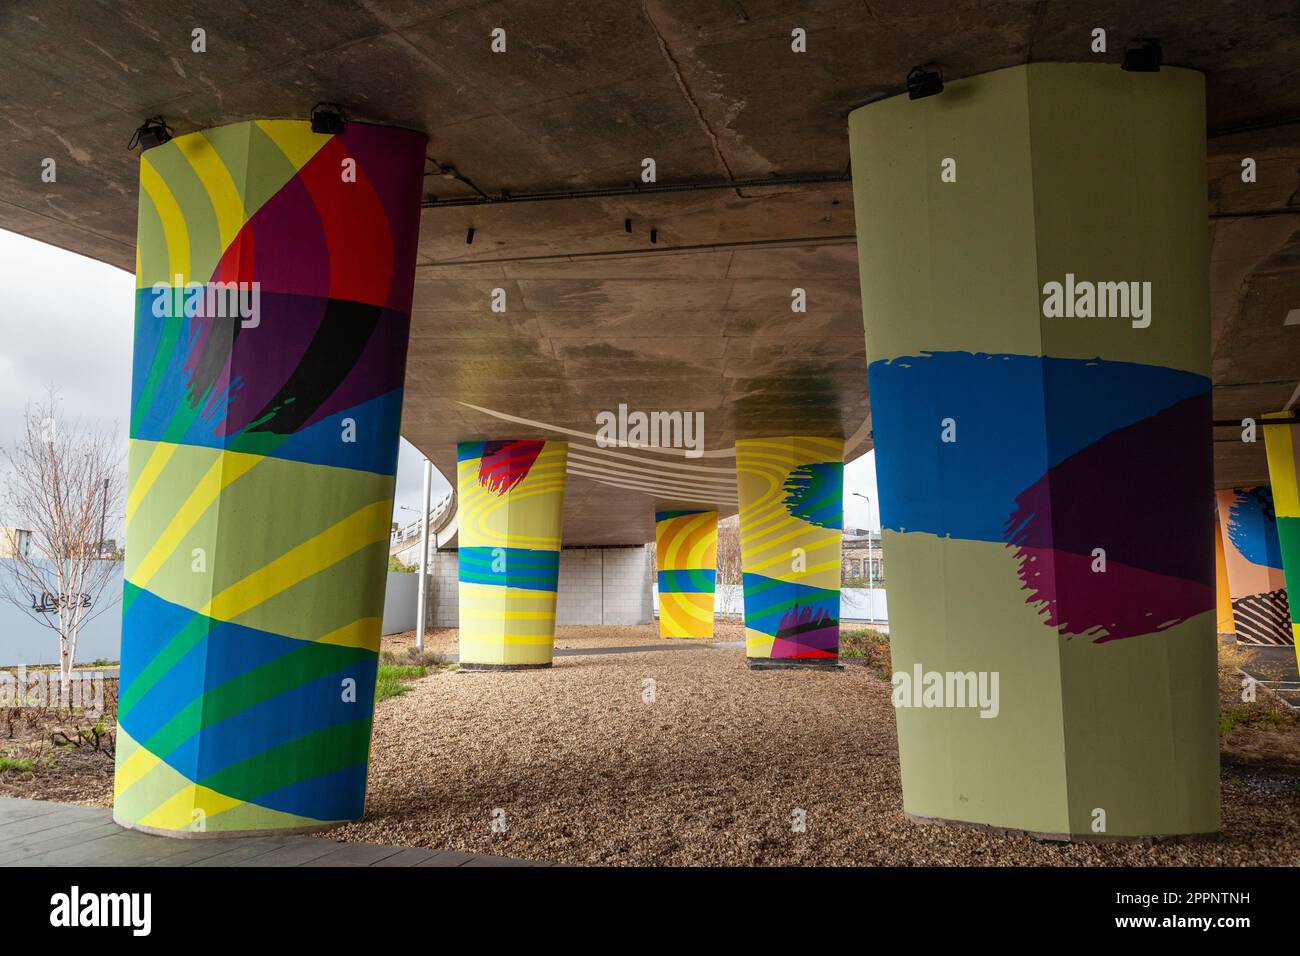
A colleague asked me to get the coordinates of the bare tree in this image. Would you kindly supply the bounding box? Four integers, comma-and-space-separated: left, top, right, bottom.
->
0, 392, 124, 700
716, 515, 743, 585
715, 515, 744, 618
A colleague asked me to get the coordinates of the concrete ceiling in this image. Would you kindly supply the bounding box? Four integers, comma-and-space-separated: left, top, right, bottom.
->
1, 0, 1298, 543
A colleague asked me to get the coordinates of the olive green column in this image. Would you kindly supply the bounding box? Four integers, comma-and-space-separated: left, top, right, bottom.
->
849, 64, 1218, 838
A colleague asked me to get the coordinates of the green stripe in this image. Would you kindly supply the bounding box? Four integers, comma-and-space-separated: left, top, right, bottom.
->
119, 612, 209, 717
198, 719, 372, 802
144, 641, 371, 758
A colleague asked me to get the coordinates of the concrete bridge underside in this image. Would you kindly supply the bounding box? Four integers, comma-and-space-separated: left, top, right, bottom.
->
1, 0, 1297, 545
3, 0, 1300, 842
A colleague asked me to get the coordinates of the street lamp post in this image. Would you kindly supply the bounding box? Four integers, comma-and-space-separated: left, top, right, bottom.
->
852, 492, 876, 625
415, 459, 432, 653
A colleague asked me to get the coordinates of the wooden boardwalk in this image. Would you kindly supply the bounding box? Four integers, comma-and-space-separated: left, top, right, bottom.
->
0, 797, 546, 867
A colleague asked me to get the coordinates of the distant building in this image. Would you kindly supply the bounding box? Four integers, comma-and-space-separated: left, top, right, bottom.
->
0, 527, 33, 559
841, 528, 883, 584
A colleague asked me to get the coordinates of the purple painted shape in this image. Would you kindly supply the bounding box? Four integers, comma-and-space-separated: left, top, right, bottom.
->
299, 307, 411, 430
216, 293, 329, 435
772, 607, 839, 658
1005, 393, 1214, 641
229, 172, 331, 299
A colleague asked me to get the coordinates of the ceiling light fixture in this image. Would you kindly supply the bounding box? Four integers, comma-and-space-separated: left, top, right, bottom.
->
127, 117, 172, 151
310, 102, 348, 135
906, 66, 944, 100
1122, 39, 1162, 72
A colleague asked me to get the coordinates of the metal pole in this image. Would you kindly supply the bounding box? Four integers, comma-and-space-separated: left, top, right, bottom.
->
97, 478, 109, 558
866, 496, 876, 626
415, 458, 432, 653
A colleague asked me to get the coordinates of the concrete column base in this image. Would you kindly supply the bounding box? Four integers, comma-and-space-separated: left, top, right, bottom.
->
904, 812, 1220, 846
113, 814, 348, 840
745, 658, 843, 671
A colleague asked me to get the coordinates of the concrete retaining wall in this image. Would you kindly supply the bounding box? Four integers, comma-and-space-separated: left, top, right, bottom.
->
654, 583, 888, 625
390, 545, 656, 632
0, 559, 125, 666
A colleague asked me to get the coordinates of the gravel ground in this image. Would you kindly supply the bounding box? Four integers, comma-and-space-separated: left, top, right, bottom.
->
383, 623, 735, 657
337, 627, 1300, 866
6, 627, 1296, 865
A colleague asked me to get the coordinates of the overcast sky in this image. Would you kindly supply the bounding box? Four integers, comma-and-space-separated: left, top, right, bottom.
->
0, 227, 878, 539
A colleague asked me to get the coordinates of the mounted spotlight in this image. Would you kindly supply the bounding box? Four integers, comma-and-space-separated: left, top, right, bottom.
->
128, 116, 172, 151
310, 102, 348, 135
1122, 39, 1162, 72
906, 65, 944, 100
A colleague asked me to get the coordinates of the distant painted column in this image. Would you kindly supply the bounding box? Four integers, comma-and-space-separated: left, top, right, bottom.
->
116, 120, 426, 835
735, 437, 843, 668
654, 510, 718, 638
1216, 486, 1289, 645
850, 64, 1218, 838
457, 440, 568, 668
1263, 415, 1300, 663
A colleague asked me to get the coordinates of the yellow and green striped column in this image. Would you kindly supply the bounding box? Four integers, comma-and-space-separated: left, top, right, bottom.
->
1263, 413, 1300, 663
655, 510, 718, 638
735, 437, 843, 668
115, 119, 426, 835
456, 440, 568, 668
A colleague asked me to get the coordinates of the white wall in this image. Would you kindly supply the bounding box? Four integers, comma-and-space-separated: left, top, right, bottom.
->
653, 584, 888, 625
381, 571, 419, 634
0, 559, 125, 666
400, 546, 655, 631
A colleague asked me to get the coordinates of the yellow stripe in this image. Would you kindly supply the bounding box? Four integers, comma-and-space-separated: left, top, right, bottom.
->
137, 783, 245, 831
129, 451, 261, 586
179, 133, 247, 252
202, 499, 392, 622
114, 744, 162, 796
316, 616, 382, 651
1263, 415, 1300, 517
139, 158, 191, 285
254, 120, 333, 172
125, 440, 179, 526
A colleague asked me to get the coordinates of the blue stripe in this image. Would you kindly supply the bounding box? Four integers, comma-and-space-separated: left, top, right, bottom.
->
658, 569, 717, 593
741, 573, 839, 636
868, 351, 1210, 542
164, 662, 377, 781
458, 546, 560, 591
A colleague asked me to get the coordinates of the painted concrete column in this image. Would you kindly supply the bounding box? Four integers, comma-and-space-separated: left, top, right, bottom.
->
654, 509, 718, 638
1216, 486, 1289, 646
457, 440, 568, 668
735, 437, 843, 668
116, 120, 426, 835
850, 63, 1218, 837
1214, 516, 1236, 638
1263, 416, 1300, 662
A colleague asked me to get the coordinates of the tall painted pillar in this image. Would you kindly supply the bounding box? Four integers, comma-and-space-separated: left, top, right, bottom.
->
850, 63, 1219, 837
735, 437, 843, 668
1218, 484, 1290, 646
1214, 515, 1236, 638
115, 120, 426, 835
1263, 415, 1300, 663
456, 440, 568, 668
654, 509, 718, 638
